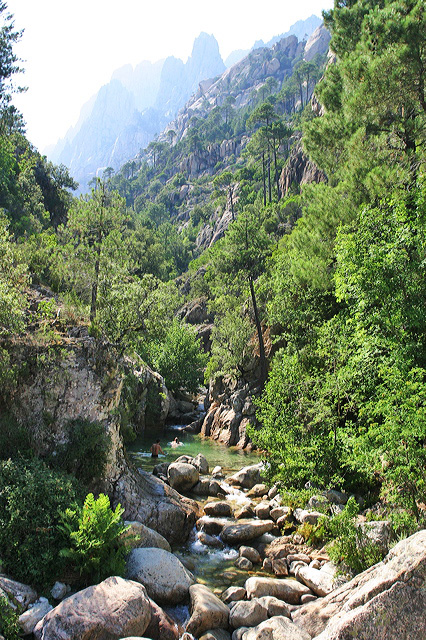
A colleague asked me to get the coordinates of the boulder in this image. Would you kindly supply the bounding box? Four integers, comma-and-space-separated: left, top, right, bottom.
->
167, 462, 199, 491
293, 509, 323, 525
247, 484, 269, 498
193, 478, 224, 497
0, 576, 37, 611
193, 453, 209, 474
254, 502, 271, 519
359, 520, 392, 552
152, 462, 170, 477
221, 520, 275, 545
186, 584, 230, 638
227, 464, 263, 489
204, 501, 233, 518
270, 507, 292, 523
19, 600, 53, 636
199, 532, 225, 549
295, 564, 337, 597
245, 577, 311, 604
33, 576, 151, 640
229, 599, 268, 629
126, 547, 195, 605
293, 530, 426, 640
212, 466, 224, 478
143, 599, 179, 640
271, 558, 289, 577
232, 628, 249, 640
221, 586, 246, 604
242, 616, 311, 640
235, 557, 253, 571
240, 546, 262, 564
256, 596, 291, 618
325, 490, 348, 505
50, 582, 70, 600
123, 521, 172, 552
197, 516, 230, 536
236, 505, 255, 520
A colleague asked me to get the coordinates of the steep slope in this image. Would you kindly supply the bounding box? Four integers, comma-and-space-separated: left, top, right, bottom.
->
49, 33, 225, 191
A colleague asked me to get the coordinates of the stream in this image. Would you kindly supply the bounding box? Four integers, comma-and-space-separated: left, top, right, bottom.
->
128, 425, 266, 594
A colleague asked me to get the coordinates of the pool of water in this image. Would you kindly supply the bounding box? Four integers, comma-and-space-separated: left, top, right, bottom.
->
127, 425, 262, 475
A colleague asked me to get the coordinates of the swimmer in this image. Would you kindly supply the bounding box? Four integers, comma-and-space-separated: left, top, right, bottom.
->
150, 439, 165, 458
171, 436, 181, 448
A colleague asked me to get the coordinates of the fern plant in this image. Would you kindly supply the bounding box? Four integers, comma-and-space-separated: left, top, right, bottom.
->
59, 493, 129, 586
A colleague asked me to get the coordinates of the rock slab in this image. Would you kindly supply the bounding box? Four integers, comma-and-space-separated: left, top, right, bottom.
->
186, 584, 230, 637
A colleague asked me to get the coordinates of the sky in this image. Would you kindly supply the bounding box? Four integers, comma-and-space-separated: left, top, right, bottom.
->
6, 0, 333, 153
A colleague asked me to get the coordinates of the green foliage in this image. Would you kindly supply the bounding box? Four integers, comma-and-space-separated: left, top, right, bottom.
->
0, 458, 81, 588
51, 419, 111, 486
326, 498, 385, 575
59, 493, 129, 586
0, 596, 20, 640
0, 412, 31, 459
149, 319, 208, 393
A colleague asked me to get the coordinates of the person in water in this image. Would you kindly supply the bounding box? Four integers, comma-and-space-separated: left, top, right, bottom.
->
151, 439, 165, 458
171, 436, 181, 448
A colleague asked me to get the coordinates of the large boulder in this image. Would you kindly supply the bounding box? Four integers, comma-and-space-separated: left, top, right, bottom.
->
293, 530, 426, 640
19, 600, 53, 636
245, 577, 311, 604
168, 462, 200, 491
33, 576, 151, 640
221, 520, 275, 545
193, 453, 209, 475
227, 464, 263, 489
123, 521, 171, 552
295, 564, 338, 597
242, 616, 311, 640
0, 576, 37, 611
204, 502, 233, 518
114, 469, 197, 545
186, 584, 230, 637
126, 547, 195, 605
229, 600, 268, 629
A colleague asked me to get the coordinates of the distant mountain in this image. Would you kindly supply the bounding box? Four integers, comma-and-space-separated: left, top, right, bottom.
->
49, 33, 225, 191
224, 14, 322, 68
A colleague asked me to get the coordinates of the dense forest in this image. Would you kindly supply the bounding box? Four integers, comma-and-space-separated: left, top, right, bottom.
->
0, 0, 425, 614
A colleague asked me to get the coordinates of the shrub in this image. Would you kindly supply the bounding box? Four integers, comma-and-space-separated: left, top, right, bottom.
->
0, 413, 31, 460
0, 458, 81, 589
326, 498, 385, 574
0, 596, 20, 640
50, 419, 110, 486
59, 493, 129, 586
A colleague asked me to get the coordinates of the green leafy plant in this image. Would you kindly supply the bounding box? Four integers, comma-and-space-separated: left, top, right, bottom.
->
0, 596, 20, 640
59, 493, 129, 586
0, 458, 81, 589
326, 498, 385, 575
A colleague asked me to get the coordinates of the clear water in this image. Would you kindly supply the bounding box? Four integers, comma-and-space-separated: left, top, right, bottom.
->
127, 426, 267, 596
127, 425, 262, 475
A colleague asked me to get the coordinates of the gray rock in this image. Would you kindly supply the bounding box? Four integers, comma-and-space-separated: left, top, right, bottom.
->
199, 532, 225, 549
235, 557, 253, 571
256, 596, 291, 618
123, 521, 172, 552
0, 576, 37, 611
232, 628, 249, 640
229, 599, 268, 629
212, 466, 223, 477
186, 584, 230, 637
272, 558, 289, 577
200, 630, 231, 640
325, 490, 348, 505
227, 464, 263, 489
33, 576, 151, 640
193, 478, 224, 497
167, 462, 199, 491
221, 586, 246, 604
300, 594, 317, 605
242, 615, 311, 640
245, 577, 311, 604
295, 564, 337, 597
197, 516, 230, 536
240, 546, 262, 564
359, 520, 392, 552
254, 502, 271, 519
293, 530, 426, 640
50, 582, 70, 600
126, 547, 195, 605
19, 601, 53, 635
204, 501, 233, 518
221, 520, 275, 545
247, 484, 269, 498
270, 507, 292, 522
193, 453, 209, 474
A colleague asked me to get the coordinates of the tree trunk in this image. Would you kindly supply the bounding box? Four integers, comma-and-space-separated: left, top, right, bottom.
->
262, 152, 267, 206
249, 276, 267, 387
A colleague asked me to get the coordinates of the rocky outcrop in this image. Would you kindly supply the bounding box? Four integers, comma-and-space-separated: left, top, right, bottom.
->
279, 135, 326, 197
304, 25, 331, 62
293, 529, 426, 640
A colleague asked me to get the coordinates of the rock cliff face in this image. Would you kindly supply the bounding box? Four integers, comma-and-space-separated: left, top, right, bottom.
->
1, 328, 196, 543
279, 134, 327, 196
49, 33, 225, 191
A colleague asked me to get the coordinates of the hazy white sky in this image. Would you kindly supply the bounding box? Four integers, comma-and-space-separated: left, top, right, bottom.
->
7, 0, 332, 152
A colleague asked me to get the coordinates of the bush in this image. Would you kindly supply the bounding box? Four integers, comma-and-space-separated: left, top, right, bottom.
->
59, 493, 129, 586
0, 596, 20, 640
326, 498, 385, 575
0, 458, 81, 589
50, 419, 111, 486
0, 413, 31, 460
